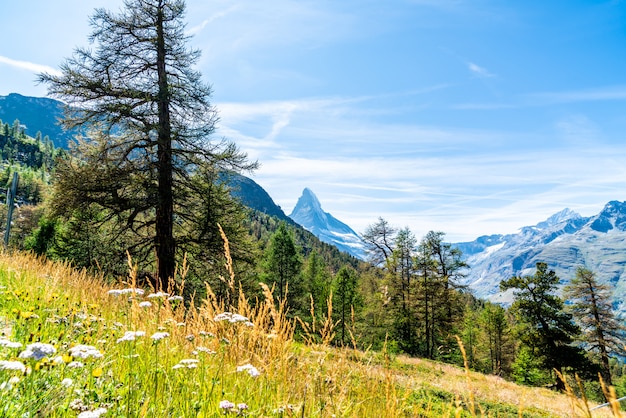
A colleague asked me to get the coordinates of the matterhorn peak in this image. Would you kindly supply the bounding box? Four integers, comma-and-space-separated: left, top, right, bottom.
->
289, 188, 365, 259
293, 187, 323, 214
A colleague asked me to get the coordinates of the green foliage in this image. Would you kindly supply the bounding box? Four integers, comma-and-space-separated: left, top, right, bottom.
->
24, 217, 58, 256
563, 266, 625, 386
501, 262, 594, 387
333, 265, 361, 345
261, 222, 303, 313
511, 346, 551, 386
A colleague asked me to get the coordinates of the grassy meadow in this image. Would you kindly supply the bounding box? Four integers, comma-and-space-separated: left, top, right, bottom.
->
0, 251, 620, 417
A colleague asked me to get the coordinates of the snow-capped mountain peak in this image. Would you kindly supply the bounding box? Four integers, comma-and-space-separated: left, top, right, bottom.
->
289, 188, 365, 259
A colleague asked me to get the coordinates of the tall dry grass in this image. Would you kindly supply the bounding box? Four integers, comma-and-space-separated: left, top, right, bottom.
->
0, 247, 621, 417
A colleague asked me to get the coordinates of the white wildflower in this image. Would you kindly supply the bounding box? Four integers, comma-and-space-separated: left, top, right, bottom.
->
213, 312, 232, 322
18, 343, 56, 360
219, 400, 235, 411
61, 378, 73, 387
147, 291, 169, 299
236, 363, 260, 378
176, 322, 186, 327
69, 344, 103, 359
138, 301, 152, 308
0, 338, 22, 349
173, 358, 198, 369
151, 332, 169, 341
116, 331, 146, 343
168, 295, 184, 302
67, 361, 84, 368
77, 407, 108, 418
213, 312, 250, 324
195, 346, 216, 355
0, 360, 26, 373
199, 331, 215, 338
238, 403, 249, 411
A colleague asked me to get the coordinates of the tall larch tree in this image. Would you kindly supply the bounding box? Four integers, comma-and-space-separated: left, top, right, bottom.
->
39, 0, 255, 288
563, 267, 625, 386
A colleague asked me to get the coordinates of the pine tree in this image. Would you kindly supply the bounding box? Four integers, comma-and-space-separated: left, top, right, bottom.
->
333, 266, 361, 345
262, 223, 303, 312
501, 262, 591, 389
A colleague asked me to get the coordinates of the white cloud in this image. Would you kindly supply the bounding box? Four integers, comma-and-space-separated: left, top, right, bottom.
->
468, 62, 495, 78
0, 55, 61, 77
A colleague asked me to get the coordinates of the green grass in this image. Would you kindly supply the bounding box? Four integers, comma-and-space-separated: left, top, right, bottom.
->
0, 251, 617, 417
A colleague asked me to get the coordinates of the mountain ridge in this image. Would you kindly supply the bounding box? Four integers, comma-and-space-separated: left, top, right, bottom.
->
0, 93, 72, 149
456, 200, 626, 314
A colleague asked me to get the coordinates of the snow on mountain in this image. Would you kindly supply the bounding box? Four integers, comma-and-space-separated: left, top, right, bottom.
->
289, 188, 366, 260
455, 201, 626, 314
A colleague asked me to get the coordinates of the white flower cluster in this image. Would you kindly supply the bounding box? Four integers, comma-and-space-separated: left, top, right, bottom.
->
194, 346, 216, 355
77, 407, 108, 418
236, 363, 260, 378
150, 332, 169, 341
69, 344, 103, 359
147, 291, 169, 299
0, 360, 26, 373
18, 343, 56, 360
0, 338, 22, 349
213, 312, 254, 326
116, 331, 146, 343
172, 358, 199, 369
219, 400, 248, 413
107, 288, 144, 296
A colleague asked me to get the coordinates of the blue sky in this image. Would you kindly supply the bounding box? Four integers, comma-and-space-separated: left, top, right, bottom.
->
2, 0, 626, 241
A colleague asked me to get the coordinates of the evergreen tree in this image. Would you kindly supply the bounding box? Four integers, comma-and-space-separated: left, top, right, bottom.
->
480, 302, 513, 376
333, 266, 361, 345
38, 0, 255, 288
262, 223, 303, 313
563, 267, 625, 386
501, 262, 590, 389
302, 252, 333, 320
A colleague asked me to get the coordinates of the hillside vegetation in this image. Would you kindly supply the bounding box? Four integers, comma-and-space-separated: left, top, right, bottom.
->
0, 251, 618, 417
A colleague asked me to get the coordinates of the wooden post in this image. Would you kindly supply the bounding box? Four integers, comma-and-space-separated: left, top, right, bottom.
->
4, 172, 18, 247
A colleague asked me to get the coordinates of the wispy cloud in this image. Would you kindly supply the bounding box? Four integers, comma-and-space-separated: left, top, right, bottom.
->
468, 62, 495, 78
527, 85, 626, 104
186, 5, 240, 35
0, 55, 61, 76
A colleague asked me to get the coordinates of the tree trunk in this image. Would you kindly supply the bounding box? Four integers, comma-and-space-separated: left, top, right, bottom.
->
155, 2, 175, 289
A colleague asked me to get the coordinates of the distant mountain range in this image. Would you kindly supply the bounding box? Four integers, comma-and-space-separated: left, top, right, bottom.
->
288, 188, 366, 259
455, 201, 626, 315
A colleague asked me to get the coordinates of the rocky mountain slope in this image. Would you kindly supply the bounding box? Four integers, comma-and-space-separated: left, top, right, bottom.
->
455, 201, 626, 314
0, 93, 72, 148
289, 188, 366, 259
